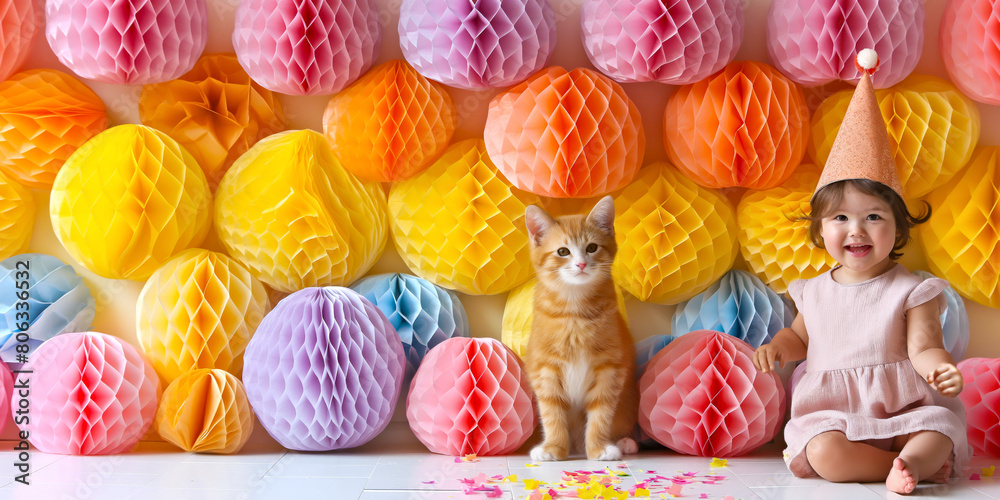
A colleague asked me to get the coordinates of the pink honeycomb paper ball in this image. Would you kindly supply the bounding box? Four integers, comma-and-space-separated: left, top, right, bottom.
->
45, 0, 207, 85
0, 362, 11, 435
15, 332, 159, 455
582, 0, 744, 84
940, 0, 1000, 105
233, 0, 380, 95
766, 0, 923, 88
407, 337, 536, 456
638, 329, 786, 457
0, 0, 39, 83
958, 358, 1000, 456
398, 0, 555, 90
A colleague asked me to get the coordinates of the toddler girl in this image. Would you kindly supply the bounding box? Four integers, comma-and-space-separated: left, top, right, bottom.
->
752, 50, 970, 495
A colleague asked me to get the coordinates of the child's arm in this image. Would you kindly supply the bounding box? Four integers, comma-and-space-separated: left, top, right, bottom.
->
753, 312, 808, 373
907, 299, 963, 397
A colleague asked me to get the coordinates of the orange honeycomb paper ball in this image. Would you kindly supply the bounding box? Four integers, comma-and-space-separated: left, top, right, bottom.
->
0, 69, 107, 189
389, 139, 540, 295
736, 164, 836, 293
921, 146, 1000, 308
484, 66, 645, 198
50, 125, 212, 280
0, 170, 34, 261
664, 61, 810, 190
137, 249, 270, 384
155, 368, 254, 454
613, 161, 738, 304
809, 75, 980, 198
140, 53, 286, 191
323, 60, 457, 183
215, 130, 388, 293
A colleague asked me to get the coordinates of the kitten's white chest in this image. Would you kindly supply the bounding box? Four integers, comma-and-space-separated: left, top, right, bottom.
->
563, 356, 592, 410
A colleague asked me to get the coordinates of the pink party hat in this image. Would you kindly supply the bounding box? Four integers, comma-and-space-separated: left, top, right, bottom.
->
815, 49, 903, 198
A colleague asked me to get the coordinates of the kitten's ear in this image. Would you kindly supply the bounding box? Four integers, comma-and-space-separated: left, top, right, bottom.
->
586, 196, 615, 235
525, 205, 555, 246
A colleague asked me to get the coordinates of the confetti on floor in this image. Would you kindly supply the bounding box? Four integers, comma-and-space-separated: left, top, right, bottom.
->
456, 454, 482, 463
460, 466, 735, 499
709, 458, 727, 469
982, 466, 995, 477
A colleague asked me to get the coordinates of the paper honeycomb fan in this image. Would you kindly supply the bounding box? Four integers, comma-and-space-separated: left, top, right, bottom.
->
0, 254, 96, 366
663, 61, 810, 190
214, 130, 388, 293
634, 334, 679, 376
0, 170, 34, 262
389, 138, 539, 295
958, 358, 1000, 457
398, 0, 555, 90
484, 66, 645, 198
638, 330, 786, 457
500, 278, 628, 357
155, 368, 254, 454
913, 271, 969, 361
46, 0, 207, 85
808, 75, 981, 198
242, 287, 404, 451
736, 163, 837, 294
322, 60, 457, 183
766, 0, 923, 88
50, 125, 212, 281
581, 0, 743, 85
612, 161, 738, 304
233, 0, 379, 96
0, 69, 107, 189
672, 269, 795, 350
407, 337, 536, 456
920, 146, 1000, 308
350, 273, 470, 380
0, 0, 37, 83
136, 249, 270, 384
139, 53, 286, 191
941, 0, 1000, 105
17, 332, 160, 455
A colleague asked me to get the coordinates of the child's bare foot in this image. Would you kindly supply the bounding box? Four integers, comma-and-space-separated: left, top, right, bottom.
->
926, 459, 952, 484
886, 457, 918, 494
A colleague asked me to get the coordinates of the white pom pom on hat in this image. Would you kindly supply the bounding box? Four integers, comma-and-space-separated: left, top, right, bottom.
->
856, 48, 880, 71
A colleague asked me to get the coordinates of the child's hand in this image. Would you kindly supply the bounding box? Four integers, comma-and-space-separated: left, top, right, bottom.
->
753, 343, 784, 373
926, 363, 964, 397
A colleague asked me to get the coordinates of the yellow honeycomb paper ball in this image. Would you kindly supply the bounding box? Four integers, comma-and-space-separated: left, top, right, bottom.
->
155, 368, 254, 454
921, 146, 1000, 308
0, 170, 34, 260
50, 125, 212, 280
214, 130, 387, 292
137, 249, 270, 384
736, 163, 837, 294
389, 138, 540, 295
613, 161, 738, 304
809, 75, 980, 198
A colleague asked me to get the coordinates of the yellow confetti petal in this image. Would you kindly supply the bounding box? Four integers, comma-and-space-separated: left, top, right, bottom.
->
635, 488, 650, 497
524, 479, 540, 490
983, 466, 995, 477
710, 457, 728, 468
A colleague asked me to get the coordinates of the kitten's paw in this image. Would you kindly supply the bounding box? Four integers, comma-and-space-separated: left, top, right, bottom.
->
590, 444, 622, 461
530, 445, 563, 461
616, 437, 638, 455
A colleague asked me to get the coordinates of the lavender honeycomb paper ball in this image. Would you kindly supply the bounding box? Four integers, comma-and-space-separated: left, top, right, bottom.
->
242, 287, 405, 451
398, 0, 555, 90
582, 0, 744, 84
46, 0, 207, 85
351, 273, 470, 380
672, 270, 795, 349
234, 0, 380, 95
914, 271, 970, 361
766, 0, 923, 88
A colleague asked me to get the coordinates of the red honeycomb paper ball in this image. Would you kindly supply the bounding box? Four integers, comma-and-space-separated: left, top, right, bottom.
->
958, 357, 1000, 457
406, 337, 536, 456
638, 329, 786, 457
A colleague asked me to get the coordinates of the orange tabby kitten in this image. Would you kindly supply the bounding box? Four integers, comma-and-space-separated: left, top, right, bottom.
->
523, 196, 639, 461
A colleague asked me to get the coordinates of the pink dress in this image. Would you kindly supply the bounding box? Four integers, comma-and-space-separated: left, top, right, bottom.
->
783, 263, 970, 478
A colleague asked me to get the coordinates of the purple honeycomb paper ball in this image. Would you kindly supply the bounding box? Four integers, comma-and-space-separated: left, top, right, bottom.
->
398, 0, 556, 90
766, 0, 923, 88
45, 0, 207, 85
581, 0, 744, 85
234, 0, 380, 95
242, 287, 405, 451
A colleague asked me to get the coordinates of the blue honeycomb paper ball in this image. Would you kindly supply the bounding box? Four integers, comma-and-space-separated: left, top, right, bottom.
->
914, 271, 969, 361
635, 334, 680, 376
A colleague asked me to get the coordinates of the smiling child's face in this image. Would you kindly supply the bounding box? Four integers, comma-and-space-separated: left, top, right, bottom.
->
820, 183, 898, 283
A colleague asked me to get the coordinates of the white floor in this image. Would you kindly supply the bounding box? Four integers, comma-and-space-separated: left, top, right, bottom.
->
0, 422, 996, 500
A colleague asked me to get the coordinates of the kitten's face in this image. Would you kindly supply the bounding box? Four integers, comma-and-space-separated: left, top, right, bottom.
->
525, 197, 617, 288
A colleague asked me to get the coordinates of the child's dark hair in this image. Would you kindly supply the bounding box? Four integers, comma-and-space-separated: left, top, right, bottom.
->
801, 179, 931, 260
